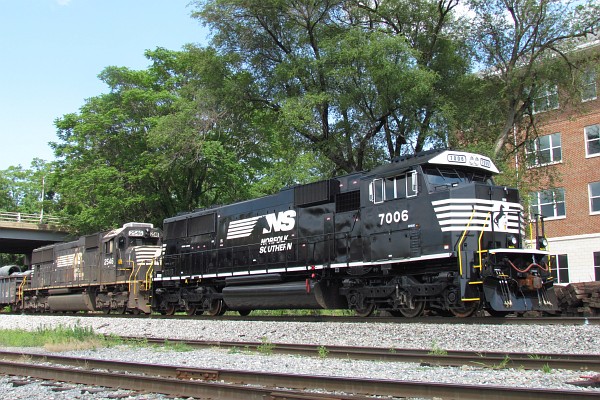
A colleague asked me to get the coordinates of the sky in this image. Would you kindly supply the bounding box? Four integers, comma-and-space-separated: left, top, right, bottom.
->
0, 0, 209, 170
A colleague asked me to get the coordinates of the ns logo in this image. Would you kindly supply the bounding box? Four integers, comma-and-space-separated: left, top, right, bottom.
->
226, 210, 297, 240
263, 210, 296, 233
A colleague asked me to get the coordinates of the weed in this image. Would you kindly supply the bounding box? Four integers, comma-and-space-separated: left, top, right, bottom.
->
256, 337, 275, 355
228, 346, 240, 354
542, 363, 553, 374
388, 348, 397, 354
160, 339, 193, 352
493, 355, 511, 369
317, 345, 329, 358
528, 354, 550, 360
428, 341, 448, 356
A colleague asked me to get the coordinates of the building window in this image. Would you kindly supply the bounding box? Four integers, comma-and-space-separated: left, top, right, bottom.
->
594, 252, 600, 281
590, 182, 600, 214
551, 254, 569, 283
533, 84, 559, 113
530, 188, 565, 219
525, 133, 562, 167
581, 67, 597, 102
585, 124, 600, 157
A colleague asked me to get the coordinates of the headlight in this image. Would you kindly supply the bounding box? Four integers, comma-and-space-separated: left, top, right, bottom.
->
538, 236, 548, 249
507, 234, 518, 247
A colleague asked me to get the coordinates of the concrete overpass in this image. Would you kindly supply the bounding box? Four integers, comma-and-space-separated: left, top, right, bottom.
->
0, 212, 71, 265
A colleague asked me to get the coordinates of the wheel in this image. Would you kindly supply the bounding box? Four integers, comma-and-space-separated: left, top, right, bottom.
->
238, 309, 252, 316
207, 299, 224, 317
448, 301, 480, 318
354, 302, 376, 317
164, 304, 176, 316
486, 309, 510, 317
102, 307, 111, 315
185, 305, 197, 316
115, 306, 127, 315
392, 300, 425, 318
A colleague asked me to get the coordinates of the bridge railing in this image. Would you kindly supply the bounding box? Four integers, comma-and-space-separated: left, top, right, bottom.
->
0, 211, 62, 226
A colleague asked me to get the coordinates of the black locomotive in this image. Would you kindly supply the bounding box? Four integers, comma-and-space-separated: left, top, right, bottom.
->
4, 222, 162, 314
154, 149, 557, 317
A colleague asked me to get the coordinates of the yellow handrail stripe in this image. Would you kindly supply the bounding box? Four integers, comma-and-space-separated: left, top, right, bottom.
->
457, 207, 476, 276
475, 212, 491, 270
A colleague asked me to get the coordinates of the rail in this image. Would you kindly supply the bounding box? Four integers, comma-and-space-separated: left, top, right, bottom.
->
0, 211, 62, 225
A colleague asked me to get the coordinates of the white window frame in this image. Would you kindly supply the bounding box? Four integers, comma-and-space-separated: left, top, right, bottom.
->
370, 178, 385, 204
589, 181, 600, 215
532, 84, 559, 114
585, 124, 600, 158
581, 67, 597, 102
406, 170, 418, 198
530, 188, 566, 220
525, 133, 562, 167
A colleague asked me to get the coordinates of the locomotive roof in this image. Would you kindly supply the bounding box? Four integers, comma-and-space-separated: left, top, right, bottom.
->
367, 149, 499, 177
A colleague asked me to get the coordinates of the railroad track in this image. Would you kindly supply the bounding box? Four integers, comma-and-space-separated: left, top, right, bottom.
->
5, 311, 599, 325
119, 336, 600, 371
0, 350, 598, 400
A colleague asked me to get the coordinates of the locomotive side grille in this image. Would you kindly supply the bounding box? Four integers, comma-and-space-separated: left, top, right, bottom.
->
294, 179, 339, 207
335, 190, 360, 213
431, 198, 523, 234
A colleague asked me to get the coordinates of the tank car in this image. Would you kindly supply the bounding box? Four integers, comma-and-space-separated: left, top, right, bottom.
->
155, 149, 557, 317
17, 222, 161, 314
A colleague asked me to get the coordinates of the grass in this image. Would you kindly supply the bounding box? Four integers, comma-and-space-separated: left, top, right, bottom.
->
542, 363, 553, 373
428, 340, 448, 356
256, 336, 275, 355
0, 323, 113, 352
160, 339, 193, 352
317, 345, 329, 358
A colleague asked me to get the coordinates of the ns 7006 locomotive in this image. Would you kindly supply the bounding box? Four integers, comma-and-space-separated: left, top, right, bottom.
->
155, 149, 557, 317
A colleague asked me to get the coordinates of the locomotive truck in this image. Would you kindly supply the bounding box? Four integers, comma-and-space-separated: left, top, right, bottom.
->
154, 149, 557, 317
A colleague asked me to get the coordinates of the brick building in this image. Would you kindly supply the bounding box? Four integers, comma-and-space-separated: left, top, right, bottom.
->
519, 41, 600, 283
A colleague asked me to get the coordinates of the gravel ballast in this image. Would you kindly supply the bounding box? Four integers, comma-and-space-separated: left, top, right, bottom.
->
0, 314, 599, 399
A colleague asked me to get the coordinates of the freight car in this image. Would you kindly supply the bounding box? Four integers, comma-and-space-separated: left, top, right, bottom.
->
154, 149, 558, 317
14, 222, 161, 314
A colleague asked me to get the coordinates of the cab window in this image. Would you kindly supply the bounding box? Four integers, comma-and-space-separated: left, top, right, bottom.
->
104, 239, 114, 255
370, 171, 418, 203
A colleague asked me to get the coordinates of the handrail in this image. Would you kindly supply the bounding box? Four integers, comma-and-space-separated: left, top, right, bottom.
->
474, 212, 491, 270
456, 207, 476, 277
144, 258, 156, 291
17, 275, 27, 302
0, 211, 62, 225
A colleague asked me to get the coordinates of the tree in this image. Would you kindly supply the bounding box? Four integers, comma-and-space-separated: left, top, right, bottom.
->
193, 0, 472, 173
0, 159, 56, 216
51, 46, 324, 233
52, 55, 179, 233
466, 0, 600, 157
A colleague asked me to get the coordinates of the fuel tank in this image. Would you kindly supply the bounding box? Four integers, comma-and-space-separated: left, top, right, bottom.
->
222, 280, 347, 310
48, 293, 96, 312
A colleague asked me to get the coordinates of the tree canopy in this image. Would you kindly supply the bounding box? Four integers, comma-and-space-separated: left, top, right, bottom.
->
2, 0, 598, 236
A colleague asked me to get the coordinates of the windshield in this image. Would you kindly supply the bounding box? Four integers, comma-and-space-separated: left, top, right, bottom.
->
128, 237, 160, 247
423, 167, 493, 191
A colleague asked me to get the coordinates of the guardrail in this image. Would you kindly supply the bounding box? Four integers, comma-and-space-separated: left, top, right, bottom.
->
0, 211, 62, 225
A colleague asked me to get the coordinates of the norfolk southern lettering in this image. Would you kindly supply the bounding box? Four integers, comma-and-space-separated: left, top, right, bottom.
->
260, 235, 293, 253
